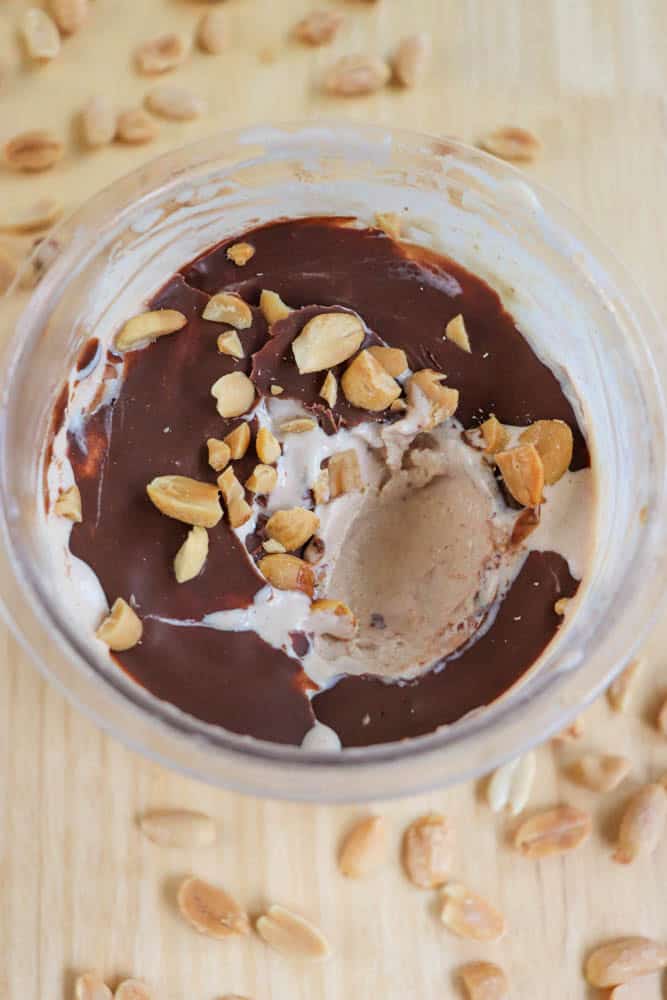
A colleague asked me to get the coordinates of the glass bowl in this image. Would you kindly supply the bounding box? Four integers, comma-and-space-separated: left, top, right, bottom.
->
1, 123, 665, 802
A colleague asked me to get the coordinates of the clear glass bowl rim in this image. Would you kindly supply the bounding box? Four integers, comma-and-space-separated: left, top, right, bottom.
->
1, 121, 666, 802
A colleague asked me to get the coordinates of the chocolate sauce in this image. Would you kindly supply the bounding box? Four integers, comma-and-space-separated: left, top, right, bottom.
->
63, 218, 590, 746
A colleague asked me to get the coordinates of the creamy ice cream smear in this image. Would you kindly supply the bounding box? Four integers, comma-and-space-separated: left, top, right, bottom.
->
44, 217, 595, 747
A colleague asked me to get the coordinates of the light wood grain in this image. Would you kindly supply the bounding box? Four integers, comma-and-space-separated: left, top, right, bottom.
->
2, 2, 667, 998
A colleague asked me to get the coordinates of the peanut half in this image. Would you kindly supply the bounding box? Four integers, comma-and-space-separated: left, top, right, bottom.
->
147, 475, 222, 528
328, 450, 363, 498
177, 876, 249, 940
115, 309, 187, 352
440, 883, 506, 942
207, 438, 231, 472
115, 109, 159, 145
218, 467, 252, 528
495, 443, 544, 507
266, 507, 319, 550
48, 0, 88, 36
514, 804, 592, 857
567, 753, 631, 793
295, 9, 344, 46
136, 33, 189, 75
519, 419, 573, 485
21, 9, 61, 62
258, 554, 315, 596
197, 9, 227, 54
256, 904, 331, 960
585, 937, 667, 988
256, 427, 281, 464
480, 414, 509, 453
226, 242, 255, 266
5, 130, 64, 172
139, 809, 217, 848
74, 972, 113, 1000
211, 372, 256, 419
613, 782, 667, 864
338, 815, 388, 877
368, 345, 408, 377
342, 350, 401, 411
292, 312, 365, 374
114, 981, 152, 1000
320, 371, 338, 407
459, 962, 509, 1000
480, 125, 542, 163
407, 369, 459, 428
245, 464, 277, 495
260, 289, 292, 325
0, 197, 63, 234
96, 598, 142, 652
402, 812, 453, 888
203, 292, 252, 328
145, 86, 206, 122
391, 32, 432, 88
445, 313, 471, 353
81, 96, 116, 149
224, 422, 251, 459
280, 417, 317, 434
486, 752, 536, 817
173, 526, 208, 583
324, 54, 391, 96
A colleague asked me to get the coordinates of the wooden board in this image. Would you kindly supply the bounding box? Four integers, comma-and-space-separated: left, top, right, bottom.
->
1, 2, 667, 997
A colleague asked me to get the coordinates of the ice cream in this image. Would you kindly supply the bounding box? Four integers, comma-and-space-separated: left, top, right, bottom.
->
43, 216, 595, 747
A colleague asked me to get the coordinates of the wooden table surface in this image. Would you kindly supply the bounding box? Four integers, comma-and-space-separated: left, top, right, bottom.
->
2, 2, 667, 998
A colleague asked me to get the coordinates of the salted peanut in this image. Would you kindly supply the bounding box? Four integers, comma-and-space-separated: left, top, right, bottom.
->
324, 54, 391, 96
480, 125, 542, 163
21, 9, 61, 61
48, 0, 88, 35
145, 86, 206, 122
226, 242, 255, 266
342, 350, 401, 411
519, 419, 573, 485
368, 345, 408, 377
266, 507, 319, 550
211, 372, 255, 419
203, 292, 253, 328
479, 414, 508, 454
177, 876, 249, 939
292, 311, 365, 374
260, 289, 292, 325
568, 753, 631, 793
440, 883, 506, 942
328, 450, 362, 499
459, 961, 509, 1000
217, 467, 252, 528
391, 33, 431, 88
312, 469, 330, 505
114, 981, 153, 1000
147, 475, 222, 528
81, 96, 116, 149
217, 330, 244, 359
402, 813, 453, 888
174, 525, 208, 583
115, 309, 187, 351
613, 782, 667, 864
295, 9, 344, 46
256, 427, 281, 464
262, 538, 286, 554
54, 484, 82, 522
207, 438, 231, 472
115, 109, 159, 145
96, 598, 142, 652
554, 597, 570, 615
585, 937, 667, 988
487, 752, 536, 817
0, 246, 17, 294
607, 658, 642, 712
374, 211, 401, 239
514, 804, 592, 857
136, 33, 189, 75
657, 697, 667, 736
339, 815, 388, 877
5, 129, 64, 172
407, 368, 459, 427
270, 384, 284, 396
224, 422, 251, 459
139, 809, 217, 847
320, 371, 338, 408
309, 599, 357, 640
258, 554, 315, 597
74, 972, 112, 1000
445, 313, 471, 352
0, 197, 62, 234
245, 464, 277, 495
197, 8, 227, 54
281, 417, 317, 434
304, 536, 325, 564
496, 444, 544, 507
256, 904, 330, 960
